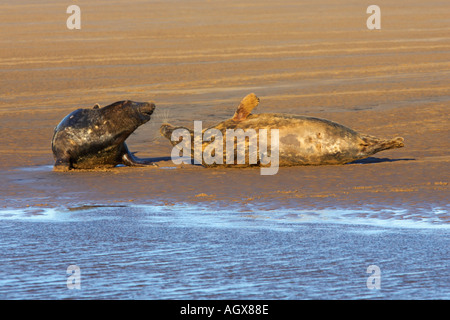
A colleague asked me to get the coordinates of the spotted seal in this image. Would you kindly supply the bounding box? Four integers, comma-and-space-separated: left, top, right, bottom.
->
160, 93, 404, 167
52, 100, 156, 171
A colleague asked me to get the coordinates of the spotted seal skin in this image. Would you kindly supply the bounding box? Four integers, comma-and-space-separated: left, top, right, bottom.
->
52, 100, 156, 171
160, 93, 404, 167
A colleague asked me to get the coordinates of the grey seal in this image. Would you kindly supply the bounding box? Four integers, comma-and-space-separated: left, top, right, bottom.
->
52, 100, 156, 171
160, 93, 404, 167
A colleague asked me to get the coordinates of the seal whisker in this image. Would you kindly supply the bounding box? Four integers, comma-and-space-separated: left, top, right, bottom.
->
146, 108, 171, 142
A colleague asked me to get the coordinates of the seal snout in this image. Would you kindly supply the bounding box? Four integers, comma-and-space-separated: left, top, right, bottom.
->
159, 123, 173, 138
136, 102, 156, 122
139, 102, 156, 116
394, 137, 405, 148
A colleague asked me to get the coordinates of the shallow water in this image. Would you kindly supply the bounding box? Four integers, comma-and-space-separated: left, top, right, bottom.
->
0, 203, 448, 299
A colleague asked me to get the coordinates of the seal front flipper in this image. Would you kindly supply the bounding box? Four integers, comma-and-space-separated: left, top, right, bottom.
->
232, 93, 260, 121
53, 157, 72, 172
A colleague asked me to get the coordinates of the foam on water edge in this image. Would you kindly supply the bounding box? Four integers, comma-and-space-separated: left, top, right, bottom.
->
0, 202, 448, 230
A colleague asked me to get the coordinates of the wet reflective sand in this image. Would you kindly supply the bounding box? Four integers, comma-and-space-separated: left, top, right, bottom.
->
0, 204, 448, 299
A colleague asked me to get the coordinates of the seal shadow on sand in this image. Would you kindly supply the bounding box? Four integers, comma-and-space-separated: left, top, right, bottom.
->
129, 155, 172, 163
133, 156, 416, 166
349, 157, 415, 164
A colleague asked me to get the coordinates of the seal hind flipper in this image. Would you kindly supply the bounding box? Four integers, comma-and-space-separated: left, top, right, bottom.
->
121, 144, 157, 167
360, 135, 404, 155
122, 153, 157, 167
232, 93, 260, 121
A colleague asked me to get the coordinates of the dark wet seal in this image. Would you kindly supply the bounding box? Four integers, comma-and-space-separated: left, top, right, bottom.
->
52, 100, 158, 171
160, 93, 405, 167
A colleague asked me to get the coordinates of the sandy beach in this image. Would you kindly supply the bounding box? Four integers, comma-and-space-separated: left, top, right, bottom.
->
0, 0, 449, 300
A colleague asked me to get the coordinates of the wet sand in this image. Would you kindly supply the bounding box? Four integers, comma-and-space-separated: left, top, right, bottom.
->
1, 0, 448, 212
0, 0, 449, 299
